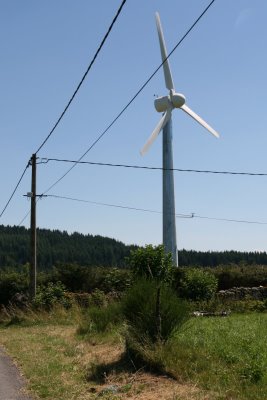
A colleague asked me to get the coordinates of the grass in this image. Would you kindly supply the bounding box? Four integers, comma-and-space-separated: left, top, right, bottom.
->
158, 313, 267, 399
0, 324, 87, 399
0, 305, 266, 399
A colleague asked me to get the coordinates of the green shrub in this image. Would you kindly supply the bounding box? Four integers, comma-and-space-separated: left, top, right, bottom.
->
53, 264, 103, 292
179, 268, 218, 301
210, 264, 267, 290
90, 289, 107, 307
33, 282, 71, 310
100, 268, 132, 293
0, 269, 29, 305
122, 279, 189, 344
127, 244, 173, 283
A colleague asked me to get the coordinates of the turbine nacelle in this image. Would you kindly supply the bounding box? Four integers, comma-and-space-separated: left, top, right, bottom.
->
154, 92, 186, 112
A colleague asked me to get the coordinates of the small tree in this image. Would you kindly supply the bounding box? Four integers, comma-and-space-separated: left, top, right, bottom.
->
127, 244, 173, 283
125, 245, 187, 344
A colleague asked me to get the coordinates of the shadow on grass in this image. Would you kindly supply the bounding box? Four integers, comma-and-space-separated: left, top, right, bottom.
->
87, 347, 170, 385
86, 351, 140, 384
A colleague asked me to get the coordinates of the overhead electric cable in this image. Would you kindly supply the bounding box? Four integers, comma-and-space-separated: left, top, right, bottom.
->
45, 194, 193, 218
40, 157, 267, 176
194, 214, 267, 225
40, 0, 217, 194
18, 209, 31, 226
0, 163, 30, 219
44, 194, 267, 225
35, 0, 127, 154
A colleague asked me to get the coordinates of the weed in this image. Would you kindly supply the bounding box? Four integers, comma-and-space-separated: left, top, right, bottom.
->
77, 302, 123, 336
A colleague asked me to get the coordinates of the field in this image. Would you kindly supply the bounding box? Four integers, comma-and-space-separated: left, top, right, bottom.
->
0, 307, 266, 400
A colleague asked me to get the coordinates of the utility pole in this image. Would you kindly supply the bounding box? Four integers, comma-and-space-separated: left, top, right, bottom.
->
29, 153, 37, 300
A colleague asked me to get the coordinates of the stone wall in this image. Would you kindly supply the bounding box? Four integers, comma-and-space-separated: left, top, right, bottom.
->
218, 286, 267, 300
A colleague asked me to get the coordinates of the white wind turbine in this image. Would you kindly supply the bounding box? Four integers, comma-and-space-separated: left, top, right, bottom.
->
141, 12, 219, 266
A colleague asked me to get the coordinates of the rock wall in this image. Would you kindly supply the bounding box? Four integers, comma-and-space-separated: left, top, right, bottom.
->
218, 286, 267, 300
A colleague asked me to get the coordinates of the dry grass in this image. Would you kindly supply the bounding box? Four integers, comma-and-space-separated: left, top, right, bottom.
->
0, 320, 211, 400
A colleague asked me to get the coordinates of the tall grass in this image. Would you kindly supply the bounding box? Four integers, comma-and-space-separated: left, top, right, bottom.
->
0, 302, 83, 327
77, 301, 123, 337
155, 313, 267, 399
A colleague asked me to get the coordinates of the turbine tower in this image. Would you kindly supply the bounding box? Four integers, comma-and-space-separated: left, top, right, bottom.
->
141, 12, 219, 266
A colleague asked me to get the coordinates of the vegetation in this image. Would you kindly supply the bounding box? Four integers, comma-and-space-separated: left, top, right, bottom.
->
2, 224, 267, 270
0, 305, 266, 400
179, 248, 267, 267
169, 314, 267, 399
178, 268, 218, 301
1, 227, 267, 399
128, 244, 173, 282
0, 224, 136, 269
77, 301, 123, 335
122, 279, 189, 343
209, 264, 267, 289
0, 266, 29, 305
33, 282, 71, 310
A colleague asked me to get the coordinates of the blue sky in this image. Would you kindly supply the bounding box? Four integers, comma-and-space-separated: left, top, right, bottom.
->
1, 0, 267, 252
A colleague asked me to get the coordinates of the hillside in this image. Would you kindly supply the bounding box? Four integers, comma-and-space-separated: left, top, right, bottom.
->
0, 225, 136, 270
0, 224, 267, 269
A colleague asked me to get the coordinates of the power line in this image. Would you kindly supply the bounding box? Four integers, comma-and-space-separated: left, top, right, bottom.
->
40, 157, 267, 176
35, 0, 127, 154
44, 194, 267, 225
18, 209, 31, 226
3, 1, 127, 222
18, 1, 217, 224
45, 194, 194, 218
0, 163, 30, 219
194, 214, 267, 225
40, 0, 217, 194
1, 1, 127, 221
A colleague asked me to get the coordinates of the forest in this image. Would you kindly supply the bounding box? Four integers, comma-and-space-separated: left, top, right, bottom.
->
0, 225, 136, 269
0, 224, 267, 269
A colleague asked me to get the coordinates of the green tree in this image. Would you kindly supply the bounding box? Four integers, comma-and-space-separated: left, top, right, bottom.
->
127, 244, 173, 283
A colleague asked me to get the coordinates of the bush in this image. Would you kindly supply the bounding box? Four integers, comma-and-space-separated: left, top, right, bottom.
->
0, 269, 29, 305
179, 268, 218, 301
90, 289, 107, 307
33, 282, 71, 310
53, 264, 103, 292
100, 268, 132, 293
122, 279, 189, 344
127, 245, 173, 283
210, 264, 267, 290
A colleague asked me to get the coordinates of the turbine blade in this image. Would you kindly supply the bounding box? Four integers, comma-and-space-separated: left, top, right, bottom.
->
181, 104, 219, 138
141, 109, 172, 156
155, 12, 174, 91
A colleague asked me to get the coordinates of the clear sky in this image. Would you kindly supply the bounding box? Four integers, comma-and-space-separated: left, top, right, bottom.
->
1, 0, 267, 252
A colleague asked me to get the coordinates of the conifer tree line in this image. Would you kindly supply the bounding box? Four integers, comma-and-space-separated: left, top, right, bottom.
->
0, 225, 136, 269
0, 224, 267, 269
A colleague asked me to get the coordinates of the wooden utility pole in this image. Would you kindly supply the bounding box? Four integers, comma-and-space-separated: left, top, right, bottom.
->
29, 153, 37, 300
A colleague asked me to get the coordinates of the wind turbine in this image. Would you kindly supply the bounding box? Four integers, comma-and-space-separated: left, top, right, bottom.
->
141, 12, 219, 266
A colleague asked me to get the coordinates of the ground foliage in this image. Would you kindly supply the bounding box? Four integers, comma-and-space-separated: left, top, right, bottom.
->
177, 268, 218, 301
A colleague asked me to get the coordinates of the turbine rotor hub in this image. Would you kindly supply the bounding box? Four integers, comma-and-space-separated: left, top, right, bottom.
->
154, 92, 186, 112
171, 92, 186, 108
